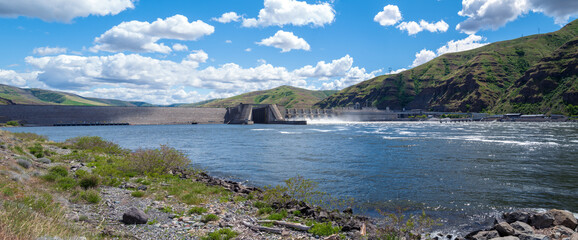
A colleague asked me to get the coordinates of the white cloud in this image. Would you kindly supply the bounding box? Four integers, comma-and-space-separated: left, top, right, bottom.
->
411, 49, 437, 67
0, 69, 40, 87
0, 0, 134, 22
245, 48, 252, 52
172, 43, 188, 52
257, 30, 310, 52
92, 14, 215, 53
17, 53, 377, 104
436, 34, 488, 55
242, 0, 335, 27
33, 46, 67, 55
225, 40, 232, 44
397, 20, 449, 35
213, 12, 241, 23
457, 0, 578, 33
374, 5, 402, 27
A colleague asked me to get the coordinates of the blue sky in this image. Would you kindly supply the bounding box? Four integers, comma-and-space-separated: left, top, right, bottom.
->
1, 0, 577, 104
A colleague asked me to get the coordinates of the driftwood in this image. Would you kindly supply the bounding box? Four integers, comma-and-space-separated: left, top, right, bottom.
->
257, 220, 311, 231
242, 221, 284, 234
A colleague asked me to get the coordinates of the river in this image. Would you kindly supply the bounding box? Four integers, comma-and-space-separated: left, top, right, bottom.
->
4, 121, 577, 232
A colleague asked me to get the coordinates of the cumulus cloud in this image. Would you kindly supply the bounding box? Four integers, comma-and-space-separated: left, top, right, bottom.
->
411, 49, 437, 67
257, 30, 310, 52
374, 5, 402, 27
0, 69, 40, 87
33, 46, 67, 55
436, 34, 488, 55
242, 0, 335, 27
457, 0, 578, 33
92, 14, 215, 53
0, 0, 134, 22
397, 20, 449, 35
17, 53, 376, 104
213, 12, 241, 23
172, 43, 188, 52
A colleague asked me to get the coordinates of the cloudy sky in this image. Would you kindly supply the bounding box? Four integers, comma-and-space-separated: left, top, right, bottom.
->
1, 0, 577, 105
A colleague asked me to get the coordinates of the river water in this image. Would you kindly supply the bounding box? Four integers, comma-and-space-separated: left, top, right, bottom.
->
4, 121, 577, 231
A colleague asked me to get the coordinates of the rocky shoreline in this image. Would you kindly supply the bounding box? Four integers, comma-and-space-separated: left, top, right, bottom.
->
1, 130, 577, 239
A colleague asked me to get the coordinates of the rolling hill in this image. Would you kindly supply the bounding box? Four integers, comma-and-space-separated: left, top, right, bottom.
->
0, 84, 152, 107
316, 19, 578, 115
199, 85, 337, 108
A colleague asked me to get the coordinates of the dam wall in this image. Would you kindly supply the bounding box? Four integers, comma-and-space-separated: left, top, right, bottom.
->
0, 105, 227, 126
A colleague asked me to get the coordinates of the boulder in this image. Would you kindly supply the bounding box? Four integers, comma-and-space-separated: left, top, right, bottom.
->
518, 234, 549, 240
529, 212, 555, 229
551, 225, 575, 239
468, 230, 500, 240
571, 233, 578, 240
547, 209, 577, 230
495, 222, 516, 236
122, 207, 148, 224
504, 212, 532, 224
511, 221, 534, 235
490, 237, 519, 240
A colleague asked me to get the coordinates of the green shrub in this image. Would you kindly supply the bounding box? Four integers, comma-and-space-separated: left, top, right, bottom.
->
253, 201, 269, 209
79, 175, 100, 189
128, 145, 189, 175
49, 166, 69, 177
41, 173, 59, 182
257, 207, 273, 215
188, 206, 208, 215
201, 214, 219, 223
56, 177, 77, 190
267, 210, 287, 221
201, 228, 238, 240
17, 158, 32, 169
377, 208, 439, 240
65, 136, 128, 155
160, 206, 173, 213
308, 222, 341, 236
6, 121, 19, 126
28, 143, 45, 158
131, 191, 145, 198
80, 190, 100, 204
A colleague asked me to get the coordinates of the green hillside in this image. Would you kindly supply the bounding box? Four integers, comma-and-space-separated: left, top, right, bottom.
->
316, 20, 578, 115
0, 84, 144, 107
200, 85, 337, 108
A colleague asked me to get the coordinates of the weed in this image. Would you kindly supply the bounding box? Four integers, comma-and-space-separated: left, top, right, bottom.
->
292, 210, 302, 216
233, 195, 247, 203
128, 145, 189, 175
13, 132, 48, 142
56, 177, 77, 190
131, 191, 145, 198
201, 214, 219, 223
308, 222, 341, 236
377, 208, 439, 240
78, 175, 100, 189
147, 217, 159, 225
2, 187, 16, 197
160, 206, 173, 213
78, 215, 89, 222
267, 209, 288, 221
258, 207, 273, 215
188, 206, 208, 215
80, 190, 101, 204
13, 146, 25, 155
253, 201, 269, 209
49, 165, 69, 177
135, 178, 152, 185
201, 228, 238, 240
28, 143, 45, 158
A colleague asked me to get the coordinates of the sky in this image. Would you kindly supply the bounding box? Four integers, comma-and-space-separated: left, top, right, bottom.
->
1, 0, 577, 105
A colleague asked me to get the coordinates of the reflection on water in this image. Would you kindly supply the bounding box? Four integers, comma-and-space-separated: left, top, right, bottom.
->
4, 122, 577, 229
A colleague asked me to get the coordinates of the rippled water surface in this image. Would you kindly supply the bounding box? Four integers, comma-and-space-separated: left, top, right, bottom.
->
4, 121, 577, 228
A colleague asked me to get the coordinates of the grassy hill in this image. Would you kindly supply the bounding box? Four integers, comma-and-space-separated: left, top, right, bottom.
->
0, 84, 147, 107
199, 85, 337, 108
316, 20, 578, 115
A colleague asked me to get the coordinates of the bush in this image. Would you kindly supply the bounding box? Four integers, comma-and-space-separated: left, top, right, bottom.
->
65, 136, 128, 155
188, 206, 208, 215
13, 132, 48, 142
308, 222, 341, 236
79, 175, 100, 189
6, 121, 19, 126
201, 214, 219, 223
131, 191, 145, 198
28, 143, 45, 158
128, 145, 189, 175
17, 158, 32, 169
49, 166, 68, 177
267, 210, 288, 221
80, 190, 100, 204
202, 228, 238, 240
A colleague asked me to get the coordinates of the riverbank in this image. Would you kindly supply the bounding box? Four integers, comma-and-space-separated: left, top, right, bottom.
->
1, 130, 577, 239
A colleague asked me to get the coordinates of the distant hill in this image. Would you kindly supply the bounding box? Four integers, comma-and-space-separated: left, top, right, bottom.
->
316, 20, 578, 115
0, 84, 149, 107
199, 85, 337, 108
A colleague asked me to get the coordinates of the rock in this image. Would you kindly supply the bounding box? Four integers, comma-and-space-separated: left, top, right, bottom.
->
137, 185, 148, 191
552, 225, 575, 239
343, 207, 353, 215
518, 234, 549, 240
36, 157, 51, 164
504, 212, 532, 224
511, 221, 534, 235
530, 212, 555, 229
122, 207, 148, 224
316, 211, 329, 221
547, 209, 578, 230
495, 222, 516, 236
491, 237, 519, 240
468, 230, 500, 240
571, 233, 578, 240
